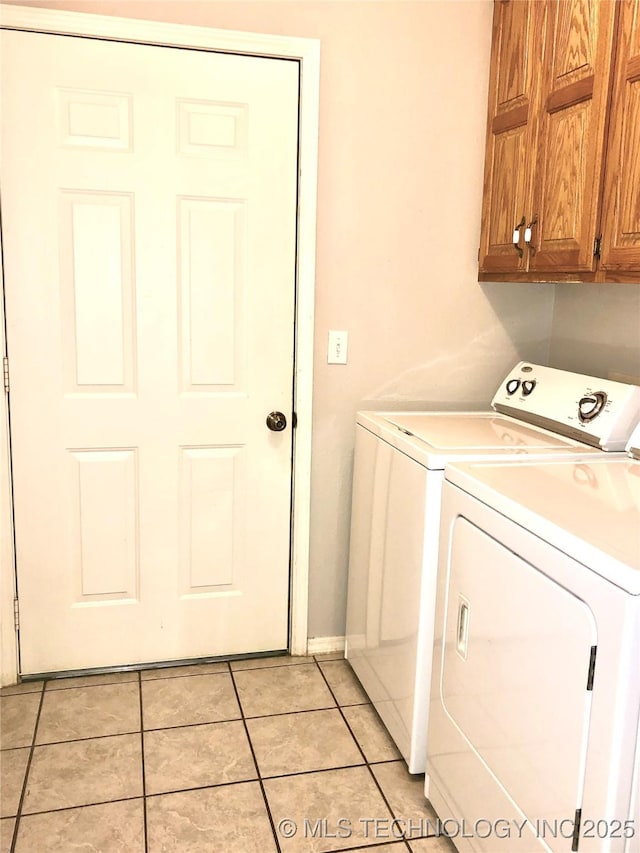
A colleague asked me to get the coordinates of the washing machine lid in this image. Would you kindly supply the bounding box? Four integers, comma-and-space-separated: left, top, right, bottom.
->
355, 363, 640, 468
356, 411, 606, 470
446, 457, 640, 592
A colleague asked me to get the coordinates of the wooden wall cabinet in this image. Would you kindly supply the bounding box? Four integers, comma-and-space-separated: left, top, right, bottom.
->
479, 0, 640, 284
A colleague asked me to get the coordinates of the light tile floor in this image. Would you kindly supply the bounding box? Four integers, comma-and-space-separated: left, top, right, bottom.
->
0, 653, 456, 853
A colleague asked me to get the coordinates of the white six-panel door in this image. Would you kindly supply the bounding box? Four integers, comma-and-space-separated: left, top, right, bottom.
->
1, 30, 299, 674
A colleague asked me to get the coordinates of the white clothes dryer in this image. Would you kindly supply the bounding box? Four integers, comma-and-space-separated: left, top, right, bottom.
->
426, 429, 640, 853
345, 363, 640, 773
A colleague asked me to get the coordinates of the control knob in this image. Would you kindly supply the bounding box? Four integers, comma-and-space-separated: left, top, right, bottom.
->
506, 379, 521, 395
578, 391, 607, 423
521, 380, 536, 396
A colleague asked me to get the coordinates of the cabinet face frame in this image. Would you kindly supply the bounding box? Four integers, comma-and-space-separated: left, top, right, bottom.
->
599, 0, 640, 279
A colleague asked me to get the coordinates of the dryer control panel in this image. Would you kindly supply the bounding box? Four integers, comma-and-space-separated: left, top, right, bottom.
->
491, 362, 640, 451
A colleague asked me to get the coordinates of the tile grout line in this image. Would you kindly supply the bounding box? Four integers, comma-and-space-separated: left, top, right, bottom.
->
329, 840, 413, 853
4, 661, 324, 847
138, 670, 149, 853
39, 667, 234, 693
22, 728, 147, 749
232, 657, 415, 852
315, 660, 370, 763
228, 663, 283, 853
4, 659, 428, 852
43, 676, 139, 691
15, 675, 147, 749
315, 661, 416, 853
313, 660, 415, 853
229, 660, 314, 673
12, 794, 147, 820
4, 715, 404, 813
9, 680, 47, 853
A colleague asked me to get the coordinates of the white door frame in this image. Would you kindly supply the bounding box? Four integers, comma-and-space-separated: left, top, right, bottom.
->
0, 4, 319, 684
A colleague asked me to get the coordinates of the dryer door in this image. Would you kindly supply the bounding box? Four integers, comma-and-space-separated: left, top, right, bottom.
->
439, 517, 596, 850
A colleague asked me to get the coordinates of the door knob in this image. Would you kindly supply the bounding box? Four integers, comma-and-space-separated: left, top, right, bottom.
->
266, 411, 287, 432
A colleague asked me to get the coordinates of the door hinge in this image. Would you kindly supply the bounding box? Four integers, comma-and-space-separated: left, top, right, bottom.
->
572, 807, 582, 851
13, 599, 19, 632
586, 645, 597, 691
292, 411, 297, 429
3, 357, 8, 393
593, 235, 602, 259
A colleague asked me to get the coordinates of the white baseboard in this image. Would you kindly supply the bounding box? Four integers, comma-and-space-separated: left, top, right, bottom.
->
306, 635, 345, 655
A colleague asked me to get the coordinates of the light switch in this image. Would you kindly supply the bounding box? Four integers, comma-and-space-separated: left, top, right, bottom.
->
328, 330, 348, 364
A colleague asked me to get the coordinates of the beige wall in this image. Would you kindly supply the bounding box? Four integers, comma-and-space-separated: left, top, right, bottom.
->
549, 284, 640, 383
2, 0, 556, 640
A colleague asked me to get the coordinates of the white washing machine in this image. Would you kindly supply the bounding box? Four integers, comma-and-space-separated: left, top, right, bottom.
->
345, 363, 640, 773
426, 426, 640, 853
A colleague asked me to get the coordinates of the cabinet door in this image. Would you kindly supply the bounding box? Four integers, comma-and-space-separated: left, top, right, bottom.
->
529, 0, 617, 273
600, 0, 640, 278
478, 0, 546, 275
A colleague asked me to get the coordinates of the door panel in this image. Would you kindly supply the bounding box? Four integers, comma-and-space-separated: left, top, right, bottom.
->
530, 0, 616, 272
60, 191, 136, 392
478, 0, 545, 274
1, 30, 299, 674
178, 198, 245, 390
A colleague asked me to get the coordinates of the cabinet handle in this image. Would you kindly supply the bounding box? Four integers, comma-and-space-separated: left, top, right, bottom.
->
525, 216, 538, 255
512, 216, 525, 258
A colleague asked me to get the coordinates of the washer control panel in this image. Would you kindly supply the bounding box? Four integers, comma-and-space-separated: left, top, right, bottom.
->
492, 362, 640, 450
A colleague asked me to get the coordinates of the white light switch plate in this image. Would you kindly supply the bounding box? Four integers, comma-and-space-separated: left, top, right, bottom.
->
328, 330, 348, 364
